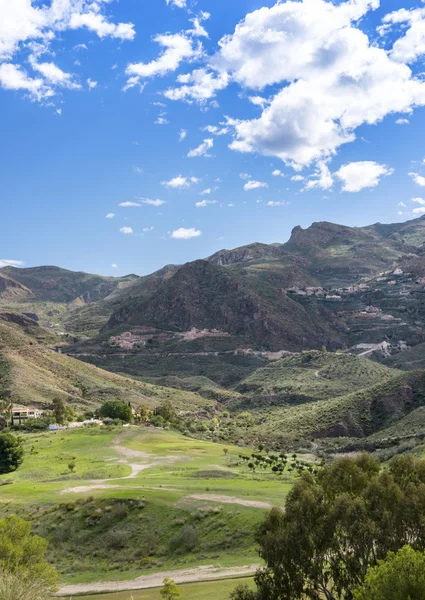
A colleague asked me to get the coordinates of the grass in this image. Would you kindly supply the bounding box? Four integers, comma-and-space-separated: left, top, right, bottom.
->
0, 427, 293, 584
76, 576, 255, 600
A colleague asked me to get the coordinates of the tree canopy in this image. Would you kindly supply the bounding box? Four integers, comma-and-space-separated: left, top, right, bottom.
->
0, 515, 57, 590
236, 454, 425, 600
0, 433, 24, 474
99, 400, 133, 423
353, 546, 425, 600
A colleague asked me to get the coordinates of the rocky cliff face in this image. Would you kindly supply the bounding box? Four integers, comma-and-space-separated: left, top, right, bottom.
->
0, 273, 31, 300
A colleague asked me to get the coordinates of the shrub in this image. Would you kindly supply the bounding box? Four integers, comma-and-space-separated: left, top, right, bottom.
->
0, 433, 24, 474
99, 401, 133, 423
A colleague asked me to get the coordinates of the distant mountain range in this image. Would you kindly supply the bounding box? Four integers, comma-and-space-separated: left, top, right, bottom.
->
2, 214, 425, 444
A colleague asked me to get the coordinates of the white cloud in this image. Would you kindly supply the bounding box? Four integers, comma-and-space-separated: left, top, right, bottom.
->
413, 207, 425, 215
143, 226, 154, 232
291, 175, 304, 182
112, 263, 118, 269
335, 161, 394, 192
155, 116, 169, 125
200, 188, 213, 195
244, 180, 268, 191
228, 203, 235, 207
140, 198, 166, 207
187, 138, 213, 157
30, 60, 80, 89
0, 0, 134, 101
203, 125, 228, 135
303, 160, 333, 191
171, 227, 201, 239
162, 175, 199, 188
134, 166, 143, 174
195, 199, 217, 207
396, 118, 410, 125
397, 202, 407, 207
248, 96, 269, 108
125, 33, 203, 89
382, 6, 425, 64
179, 129, 187, 141
188, 14, 210, 39
106, 213, 115, 219
239, 173, 251, 180
0, 63, 47, 101
272, 169, 284, 177
119, 202, 141, 207
267, 201, 289, 207
169, 0, 425, 168
0, 259, 24, 268
164, 68, 229, 103
120, 226, 133, 234
409, 172, 425, 187
87, 78, 97, 89
412, 197, 425, 205
166, 0, 187, 7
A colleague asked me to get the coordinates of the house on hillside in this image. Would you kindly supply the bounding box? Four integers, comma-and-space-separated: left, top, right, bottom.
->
11, 404, 43, 425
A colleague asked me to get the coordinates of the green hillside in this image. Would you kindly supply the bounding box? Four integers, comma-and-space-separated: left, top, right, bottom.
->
235, 351, 398, 402
249, 371, 425, 440
0, 313, 213, 413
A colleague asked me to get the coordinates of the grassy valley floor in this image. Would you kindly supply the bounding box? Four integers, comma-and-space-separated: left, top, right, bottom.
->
0, 426, 296, 588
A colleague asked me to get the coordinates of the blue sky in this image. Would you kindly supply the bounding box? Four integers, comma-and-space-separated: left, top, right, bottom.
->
2, 0, 425, 276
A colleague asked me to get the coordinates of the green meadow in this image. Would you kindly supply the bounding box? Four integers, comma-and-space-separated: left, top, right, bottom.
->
0, 426, 295, 586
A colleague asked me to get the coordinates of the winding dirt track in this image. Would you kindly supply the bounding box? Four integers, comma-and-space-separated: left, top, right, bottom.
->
56, 564, 260, 596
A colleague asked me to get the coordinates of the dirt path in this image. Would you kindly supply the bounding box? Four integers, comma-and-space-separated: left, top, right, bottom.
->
185, 493, 279, 510
57, 564, 260, 596
59, 433, 182, 495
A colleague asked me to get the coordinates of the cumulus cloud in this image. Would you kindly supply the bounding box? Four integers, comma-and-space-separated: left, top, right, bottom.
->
106, 213, 115, 218
87, 78, 97, 89
164, 68, 229, 103
171, 227, 201, 239
155, 116, 169, 125
272, 169, 284, 177
125, 32, 203, 90
396, 118, 410, 125
239, 173, 251, 180
143, 226, 154, 232
409, 172, 425, 187
195, 199, 217, 207
291, 175, 304, 182
119, 201, 141, 207
179, 129, 187, 141
244, 180, 268, 191
335, 161, 394, 192
162, 175, 200, 188
187, 138, 213, 157
0, 259, 24, 268
203, 125, 229, 135
0, 0, 134, 101
164, 0, 425, 168
413, 207, 425, 215
120, 226, 133, 234
382, 6, 425, 64
412, 197, 425, 205
111, 263, 118, 268
303, 161, 333, 191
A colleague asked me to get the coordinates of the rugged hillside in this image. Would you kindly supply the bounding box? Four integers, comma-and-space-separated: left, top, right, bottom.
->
1, 265, 137, 303
0, 312, 213, 413
234, 351, 399, 402
244, 370, 425, 441
0, 272, 32, 300
105, 259, 346, 351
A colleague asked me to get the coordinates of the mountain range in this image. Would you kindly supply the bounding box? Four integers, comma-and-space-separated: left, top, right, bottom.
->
2, 214, 425, 446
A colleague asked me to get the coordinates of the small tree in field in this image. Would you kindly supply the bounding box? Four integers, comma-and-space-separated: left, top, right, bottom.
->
354, 546, 425, 600
160, 578, 181, 600
99, 400, 133, 423
0, 433, 24, 474
68, 460, 76, 473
